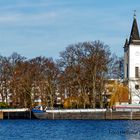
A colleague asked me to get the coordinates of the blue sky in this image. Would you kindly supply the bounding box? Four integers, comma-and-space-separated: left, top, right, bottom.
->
0, 0, 140, 59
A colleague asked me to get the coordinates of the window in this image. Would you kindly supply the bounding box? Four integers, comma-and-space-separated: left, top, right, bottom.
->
135, 85, 139, 90
135, 67, 139, 78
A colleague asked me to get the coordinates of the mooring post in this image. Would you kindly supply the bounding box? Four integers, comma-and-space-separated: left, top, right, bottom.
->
130, 111, 133, 120
0, 111, 3, 119
53, 112, 54, 120
30, 109, 32, 119
8, 112, 10, 119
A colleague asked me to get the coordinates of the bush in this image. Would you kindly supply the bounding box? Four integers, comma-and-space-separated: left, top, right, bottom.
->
0, 102, 9, 108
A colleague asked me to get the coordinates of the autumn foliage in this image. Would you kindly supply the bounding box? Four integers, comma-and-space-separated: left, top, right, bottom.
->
0, 41, 123, 109
63, 94, 90, 109
109, 82, 129, 107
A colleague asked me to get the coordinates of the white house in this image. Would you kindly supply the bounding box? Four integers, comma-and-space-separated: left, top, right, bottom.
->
124, 13, 140, 104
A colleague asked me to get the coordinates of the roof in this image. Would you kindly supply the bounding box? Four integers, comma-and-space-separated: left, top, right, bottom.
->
129, 14, 140, 45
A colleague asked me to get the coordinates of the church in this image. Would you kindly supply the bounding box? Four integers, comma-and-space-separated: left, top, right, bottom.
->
124, 13, 140, 104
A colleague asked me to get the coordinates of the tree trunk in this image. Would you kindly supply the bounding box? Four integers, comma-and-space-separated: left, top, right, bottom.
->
92, 66, 96, 108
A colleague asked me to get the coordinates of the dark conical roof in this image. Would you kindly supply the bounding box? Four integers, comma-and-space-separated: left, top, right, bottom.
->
129, 15, 140, 44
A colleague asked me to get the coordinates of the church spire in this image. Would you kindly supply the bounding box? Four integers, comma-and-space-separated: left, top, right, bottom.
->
124, 38, 128, 48
134, 10, 136, 19
129, 12, 140, 44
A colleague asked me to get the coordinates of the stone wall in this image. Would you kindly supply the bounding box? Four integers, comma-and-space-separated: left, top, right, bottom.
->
3, 111, 35, 119
2, 111, 140, 120
39, 111, 140, 120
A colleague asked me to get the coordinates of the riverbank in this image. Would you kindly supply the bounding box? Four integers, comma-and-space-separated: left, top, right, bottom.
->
1, 109, 140, 120
0, 108, 35, 119
33, 109, 140, 120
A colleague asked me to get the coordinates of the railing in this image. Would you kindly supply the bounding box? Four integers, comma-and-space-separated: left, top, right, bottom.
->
113, 105, 140, 112
44, 109, 107, 113
0, 108, 29, 112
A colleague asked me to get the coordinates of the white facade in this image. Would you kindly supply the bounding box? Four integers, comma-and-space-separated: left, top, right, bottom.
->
124, 15, 140, 104
128, 44, 140, 104
129, 44, 140, 78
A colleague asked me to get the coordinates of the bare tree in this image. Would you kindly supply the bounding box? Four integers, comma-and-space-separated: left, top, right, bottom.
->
58, 40, 111, 108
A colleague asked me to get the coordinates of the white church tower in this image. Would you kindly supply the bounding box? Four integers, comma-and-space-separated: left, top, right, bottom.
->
124, 13, 140, 104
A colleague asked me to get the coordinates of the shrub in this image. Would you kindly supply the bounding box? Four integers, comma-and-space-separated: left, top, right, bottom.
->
0, 102, 9, 108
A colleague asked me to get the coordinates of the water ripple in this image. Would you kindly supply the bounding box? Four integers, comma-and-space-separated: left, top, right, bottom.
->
0, 120, 140, 140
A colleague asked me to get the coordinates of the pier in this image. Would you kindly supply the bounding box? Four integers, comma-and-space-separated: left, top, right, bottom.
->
33, 109, 140, 120
1, 108, 140, 120
42, 111, 140, 120
0, 108, 34, 119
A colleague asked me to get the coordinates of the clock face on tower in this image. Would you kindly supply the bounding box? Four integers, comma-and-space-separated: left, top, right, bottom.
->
135, 51, 140, 56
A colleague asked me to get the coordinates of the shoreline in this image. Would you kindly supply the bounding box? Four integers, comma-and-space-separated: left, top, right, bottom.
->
33, 109, 140, 120
1, 108, 140, 120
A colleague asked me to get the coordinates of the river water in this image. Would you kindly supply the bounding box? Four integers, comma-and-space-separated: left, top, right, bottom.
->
0, 120, 140, 140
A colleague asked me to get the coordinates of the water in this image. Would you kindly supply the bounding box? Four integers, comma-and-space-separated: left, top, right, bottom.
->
0, 120, 140, 140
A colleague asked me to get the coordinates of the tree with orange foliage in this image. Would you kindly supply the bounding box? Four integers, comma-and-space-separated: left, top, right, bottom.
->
63, 94, 90, 109
109, 82, 129, 107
